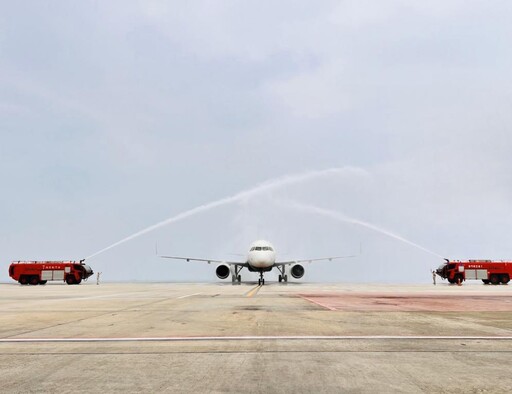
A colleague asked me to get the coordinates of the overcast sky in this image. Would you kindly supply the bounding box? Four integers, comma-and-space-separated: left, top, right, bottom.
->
1, 1, 512, 283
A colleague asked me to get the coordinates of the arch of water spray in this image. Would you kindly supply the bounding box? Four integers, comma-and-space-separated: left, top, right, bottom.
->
86, 167, 443, 261
276, 200, 445, 259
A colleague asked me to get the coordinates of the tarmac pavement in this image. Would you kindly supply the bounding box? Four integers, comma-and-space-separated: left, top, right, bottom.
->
1, 282, 511, 393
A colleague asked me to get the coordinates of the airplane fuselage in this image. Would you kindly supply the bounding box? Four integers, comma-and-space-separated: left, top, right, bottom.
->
246, 240, 276, 271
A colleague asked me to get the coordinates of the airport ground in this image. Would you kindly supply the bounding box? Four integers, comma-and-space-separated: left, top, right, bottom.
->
1, 281, 512, 393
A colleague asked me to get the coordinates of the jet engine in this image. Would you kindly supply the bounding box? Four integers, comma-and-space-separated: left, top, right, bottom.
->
290, 264, 305, 279
216, 264, 231, 280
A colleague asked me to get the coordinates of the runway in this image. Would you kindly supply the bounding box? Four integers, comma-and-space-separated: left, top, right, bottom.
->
1, 282, 511, 393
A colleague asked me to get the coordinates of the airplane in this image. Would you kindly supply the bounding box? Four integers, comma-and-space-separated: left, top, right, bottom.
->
159, 239, 354, 285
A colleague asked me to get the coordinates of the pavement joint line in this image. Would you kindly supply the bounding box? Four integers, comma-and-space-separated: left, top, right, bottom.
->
299, 295, 337, 310
0, 294, 182, 340
2, 336, 512, 343
177, 292, 202, 299
62, 293, 137, 301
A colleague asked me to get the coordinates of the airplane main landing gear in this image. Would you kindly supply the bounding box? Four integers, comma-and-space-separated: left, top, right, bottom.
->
277, 267, 288, 283
231, 267, 243, 285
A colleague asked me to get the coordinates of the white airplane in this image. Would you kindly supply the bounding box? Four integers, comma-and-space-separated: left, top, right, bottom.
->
160, 239, 353, 285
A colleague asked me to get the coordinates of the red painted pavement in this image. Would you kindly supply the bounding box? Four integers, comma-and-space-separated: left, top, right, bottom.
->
299, 293, 512, 312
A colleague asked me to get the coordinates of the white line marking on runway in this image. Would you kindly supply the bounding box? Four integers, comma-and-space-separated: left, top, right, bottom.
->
66, 293, 137, 301
299, 295, 337, 311
1, 336, 512, 343
177, 292, 202, 299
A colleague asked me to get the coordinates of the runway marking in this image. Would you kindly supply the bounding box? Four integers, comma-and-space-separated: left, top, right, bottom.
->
299, 295, 337, 311
246, 285, 262, 298
177, 292, 202, 299
2, 336, 512, 343
63, 293, 143, 301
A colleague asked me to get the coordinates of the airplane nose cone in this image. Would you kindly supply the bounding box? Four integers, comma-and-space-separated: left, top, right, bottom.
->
248, 251, 274, 268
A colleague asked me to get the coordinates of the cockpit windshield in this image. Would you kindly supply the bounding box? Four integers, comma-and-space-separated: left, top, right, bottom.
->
250, 246, 274, 251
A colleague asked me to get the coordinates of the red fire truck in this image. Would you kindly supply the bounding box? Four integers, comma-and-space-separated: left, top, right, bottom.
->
436, 259, 512, 285
9, 260, 94, 285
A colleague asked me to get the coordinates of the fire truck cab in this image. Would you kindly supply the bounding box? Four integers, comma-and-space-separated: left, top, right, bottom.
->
436, 259, 512, 285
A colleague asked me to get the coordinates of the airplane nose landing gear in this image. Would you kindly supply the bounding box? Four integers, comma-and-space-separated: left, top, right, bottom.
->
258, 271, 265, 286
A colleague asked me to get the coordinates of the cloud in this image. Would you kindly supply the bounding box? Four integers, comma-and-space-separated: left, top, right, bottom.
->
1, 1, 511, 283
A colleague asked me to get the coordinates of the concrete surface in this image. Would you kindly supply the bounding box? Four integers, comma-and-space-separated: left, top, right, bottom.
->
1, 281, 511, 393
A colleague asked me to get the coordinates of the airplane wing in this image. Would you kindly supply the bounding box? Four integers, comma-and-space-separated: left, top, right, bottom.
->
274, 255, 356, 266
159, 255, 248, 266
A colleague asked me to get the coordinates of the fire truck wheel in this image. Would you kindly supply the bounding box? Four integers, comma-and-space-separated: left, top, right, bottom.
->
29, 276, 39, 286
490, 274, 500, 285
482, 280, 490, 285
39, 280, 47, 285
66, 276, 76, 285
500, 275, 510, 284
19, 276, 28, 285
75, 278, 82, 285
